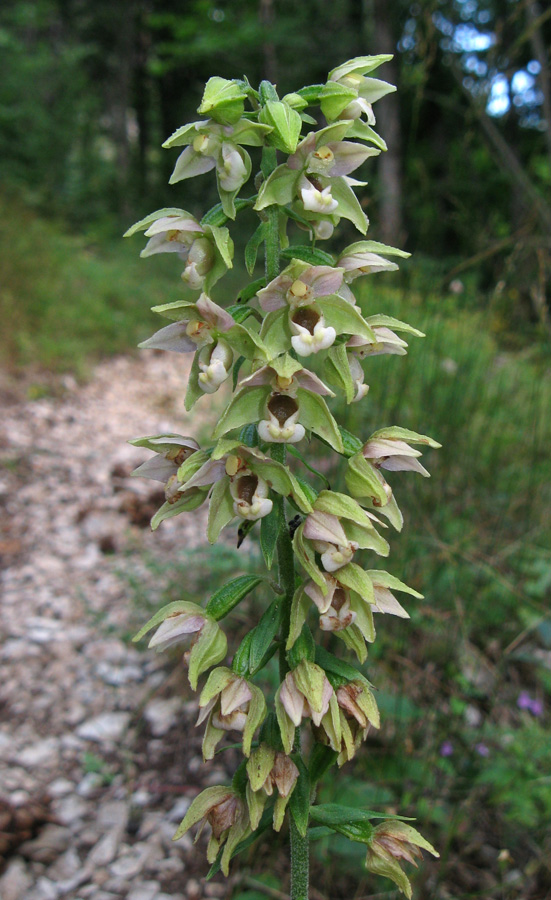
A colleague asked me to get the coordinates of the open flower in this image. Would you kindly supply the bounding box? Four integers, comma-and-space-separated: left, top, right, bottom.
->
197, 339, 233, 393
173, 785, 251, 875
365, 821, 439, 898
347, 327, 408, 358
257, 261, 344, 312
130, 434, 200, 482
228, 467, 273, 520
322, 56, 396, 123
289, 131, 377, 179
132, 601, 227, 690
303, 509, 359, 572
197, 667, 266, 759
139, 294, 236, 354
258, 394, 306, 443
290, 305, 337, 356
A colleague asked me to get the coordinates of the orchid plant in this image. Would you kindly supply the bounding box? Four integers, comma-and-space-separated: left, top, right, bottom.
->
126, 58, 440, 900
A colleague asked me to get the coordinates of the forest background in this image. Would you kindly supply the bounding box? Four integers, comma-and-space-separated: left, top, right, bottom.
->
1, 1, 550, 898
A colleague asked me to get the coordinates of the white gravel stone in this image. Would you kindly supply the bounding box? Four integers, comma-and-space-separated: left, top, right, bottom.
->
143, 697, 182, 737
76, 712, 130, 743
0, 859, 33, 900
19, 738, 60, 768
126, 882, 161, 900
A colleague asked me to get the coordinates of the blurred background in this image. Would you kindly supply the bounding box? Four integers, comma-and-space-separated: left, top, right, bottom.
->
0, 1, 550, 899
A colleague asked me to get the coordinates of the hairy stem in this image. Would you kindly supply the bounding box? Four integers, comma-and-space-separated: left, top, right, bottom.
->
266, 191, 309, 893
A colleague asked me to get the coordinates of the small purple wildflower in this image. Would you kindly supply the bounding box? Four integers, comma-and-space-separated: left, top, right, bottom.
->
517, 691, 543, 717
475, 742, 490, 757
439, 740, 454, 757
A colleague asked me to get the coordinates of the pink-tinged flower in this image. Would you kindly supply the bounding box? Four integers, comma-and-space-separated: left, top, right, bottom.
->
173, 785, 251, 875
130, 434, 200, 483
362, 439, 430, 477
257, 262, 344, 313
139, 213, 205, 258
347, 327, 408, 358
289, 131, 376, 179
303, 509, 359, 572
257, 394, 306, 444
246, 745, 300, 831
228, 468, 273, 521
336, 680, 380, 732
217, 142, 249, 191
304, 578, 356, 632
324, 57, 396, 124
197, 339, 233, 394
337, 247, 401, 281
139, 294, 236, 354
365, 821, 439, 899
276, 660, 334, 752
148, 608, 207, 650
239, 359, 334, 398
300, 178, 339, 214
440, 741, 454, 757
278, 669, 333, 726
197, 667, 266, 759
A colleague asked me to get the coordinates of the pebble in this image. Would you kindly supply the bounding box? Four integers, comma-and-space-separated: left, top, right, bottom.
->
0, 354, 224, 900
0, 859, 33, 900
76, 712, 131, 743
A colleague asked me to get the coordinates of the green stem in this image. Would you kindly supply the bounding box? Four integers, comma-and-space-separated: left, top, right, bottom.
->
262, 152, 309, 897
261, 147, 280, 283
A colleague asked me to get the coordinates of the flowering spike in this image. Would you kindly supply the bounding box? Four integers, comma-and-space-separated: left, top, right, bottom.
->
125, 60, 440, 894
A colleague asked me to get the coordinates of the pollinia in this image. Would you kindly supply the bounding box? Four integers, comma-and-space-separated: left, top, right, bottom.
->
126, 57, 440, 900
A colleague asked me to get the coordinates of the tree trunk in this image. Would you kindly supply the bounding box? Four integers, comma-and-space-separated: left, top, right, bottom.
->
373, 0, 403, 244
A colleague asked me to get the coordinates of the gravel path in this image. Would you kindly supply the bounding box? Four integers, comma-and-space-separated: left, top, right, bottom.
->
0, 355, 234, 900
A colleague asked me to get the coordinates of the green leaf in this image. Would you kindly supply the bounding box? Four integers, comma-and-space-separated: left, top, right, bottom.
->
319, 81, 358, 120
188, 622, 228, 690
200, 196, 255, 228
254, 165, 298, 210
337, 563, 374, 604
205, 575, 264, 621
291, 473, 319, 507
314, 645, 368, 685
208, 224, 234, 269
249, 599, 281, 673
330, 177, 368, 234
162, 123, 204, 149
289, 756, 311, 837
366, 314, 423, 337
323, 345, 355, 403
232, 632, 255, 677
287, 587, 310, 650
296, 83, 324, 104
345, 453, 389, 506
338, 427, 363, 457
237, 276, 266, 303
260, 504, 282, 570
207, 479, 234, 543
232, 356, 246, 391
280, 245, 335, 266
259, 80, 279, 104
213, 386, 271, 439
296, 389, 344, 453
259, 307, 293, 357
317, 296, 376, 342
342, 239, 410, 260
245, 222, 268, 275
309, 803, 406, 827
123, 207, 196, 237
315, 490, 376, 528
150, 490, 207, 530
370, 426, 441, 448
346, 119, 387, 150
366, 570, 423, 599
260, 101, 302, 153
231, 118, 273, 146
